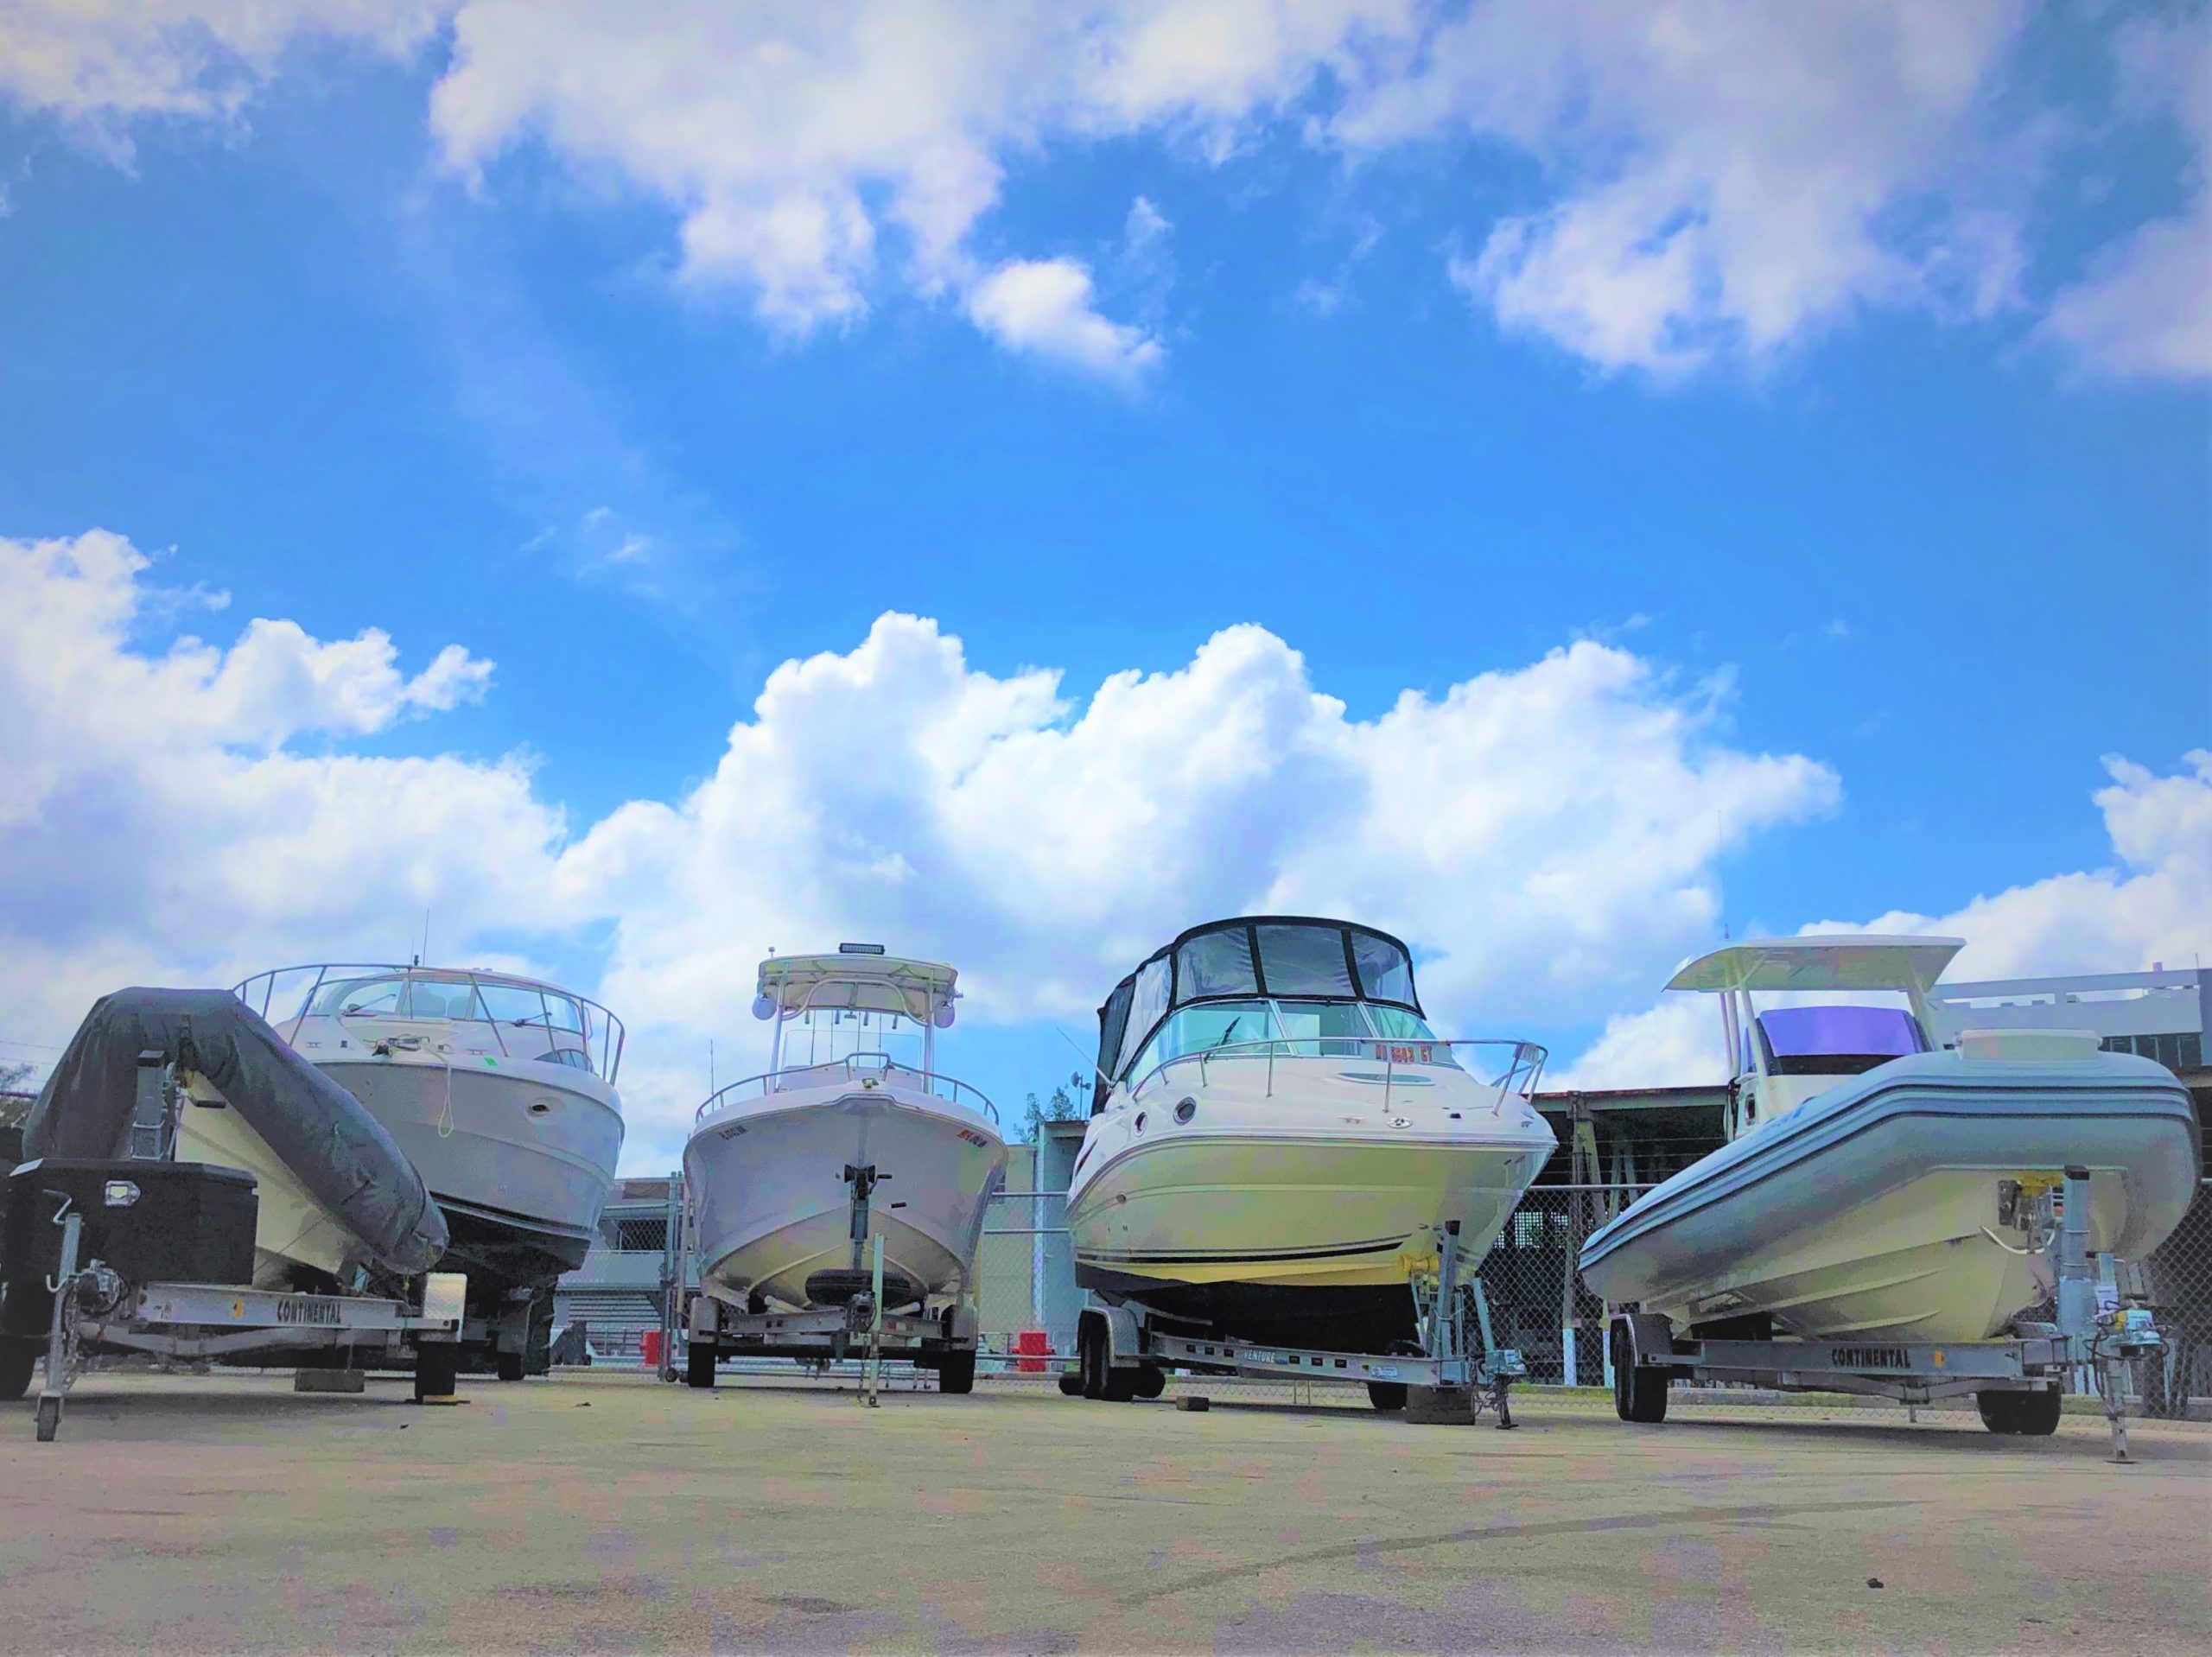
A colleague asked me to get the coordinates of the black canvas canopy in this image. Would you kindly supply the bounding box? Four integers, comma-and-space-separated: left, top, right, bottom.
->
1090, 917, 1421, 1111
25, 988, 448, 1278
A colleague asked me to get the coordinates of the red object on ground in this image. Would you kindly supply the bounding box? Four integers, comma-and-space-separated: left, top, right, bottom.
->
1015, 1330, 1050, 1373
641, 1330, 664, 1369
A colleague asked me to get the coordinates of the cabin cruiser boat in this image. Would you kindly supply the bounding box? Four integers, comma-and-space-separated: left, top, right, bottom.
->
234, 964, 626, 1374
1066, 917, 1556, 1355
1578, 936, 2201, 1343
16, 988, 448, 1292
684, 947, 1008, 1323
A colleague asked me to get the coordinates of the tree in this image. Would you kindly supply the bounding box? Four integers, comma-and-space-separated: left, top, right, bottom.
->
0, 1060, 35, 1130
1020, 1070, 1089, 1142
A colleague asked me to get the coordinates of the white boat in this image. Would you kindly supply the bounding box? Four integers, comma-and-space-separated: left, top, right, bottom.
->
1067, 917, 1557, 1355
235, 965, 626, 1368
684, 948, 1008, 1317
1578, 936, 2202, 1343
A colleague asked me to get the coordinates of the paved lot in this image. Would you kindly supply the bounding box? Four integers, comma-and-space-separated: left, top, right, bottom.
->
3, 1370, 2206, 1653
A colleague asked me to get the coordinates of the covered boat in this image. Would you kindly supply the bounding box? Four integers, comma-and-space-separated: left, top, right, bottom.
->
18, 988, 448, 1289
1578, 936, 2202, 1343
1066, 917, 1555, 1354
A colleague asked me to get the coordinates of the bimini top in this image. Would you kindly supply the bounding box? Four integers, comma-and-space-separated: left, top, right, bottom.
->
1092, 917, 1420, 1106
1667, 936, 1964, 998
754, 953, 958, 1027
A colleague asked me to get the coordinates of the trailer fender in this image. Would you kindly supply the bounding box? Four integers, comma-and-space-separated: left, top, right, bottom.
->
1619, 1311, 1677, 1369
944, 1302, 979, 1344
686, 1292, 720, 1339
1099, 1304, 1144, 1368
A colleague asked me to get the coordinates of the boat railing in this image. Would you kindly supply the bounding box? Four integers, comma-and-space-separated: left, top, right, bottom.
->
1128, 1036, 1547, 1116
232, 963, 627, 1086
693, 1052, 1000, 1126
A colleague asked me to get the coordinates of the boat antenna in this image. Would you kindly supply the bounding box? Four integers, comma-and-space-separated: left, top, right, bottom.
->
1051, 1023, 1115, 1091
709, 1038, 715, 1095
421, 908, 432, 967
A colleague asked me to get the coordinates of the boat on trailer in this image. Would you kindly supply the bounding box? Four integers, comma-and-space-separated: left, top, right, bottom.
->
1579, 936, 2199, 1351
1066, 916, 1555, 1376
234, 964, 626, 1377
682, 945, 1007, 1394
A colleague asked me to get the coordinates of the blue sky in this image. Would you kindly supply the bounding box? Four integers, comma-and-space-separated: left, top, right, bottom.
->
1, 3, 2206, 1169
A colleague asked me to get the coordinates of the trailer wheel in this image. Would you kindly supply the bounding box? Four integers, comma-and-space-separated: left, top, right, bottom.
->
35, 1394, 60, 1443
1077, 1317, 1105, 1400
1612, 1321, 1669, 1424
496, 1349, 526, 1382
0, 1338, 34, 1403
1102, 1363, 1136, 1403
1133, 1363, 1166, 1400
938, 1349, 976, 1395
1367, 1380, 1408, 1412
413, 1342, 460, 1403
686, 1340, 717, 1389
1980, 1387, 2058, 1436
1058, 1374, 1084, 1396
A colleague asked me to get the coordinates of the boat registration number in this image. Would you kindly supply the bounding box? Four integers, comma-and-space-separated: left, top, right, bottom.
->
276, 1296, 343, 1327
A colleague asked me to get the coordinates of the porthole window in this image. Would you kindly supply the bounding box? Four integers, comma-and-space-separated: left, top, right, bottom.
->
1173, 1097, 1198, 1125
1134, 1112, 1147, 1133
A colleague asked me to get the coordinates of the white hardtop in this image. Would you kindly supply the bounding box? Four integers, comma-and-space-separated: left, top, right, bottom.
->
757, 953, 958, 1024
1667, 936, 1965, 998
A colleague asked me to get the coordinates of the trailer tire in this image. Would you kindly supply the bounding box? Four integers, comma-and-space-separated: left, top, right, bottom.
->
35, 1394, 60, 1443
1102, 1363, 1135, 1403
1367, 1380, 1408, 1412
1133, 1362, 1166, 1400
0, 1338, 35, 1402
938, 1349, 976, 1395
686, 1339, 717, 1389
496, 1349, 526, 1382
413, 1342, 460, 1403
1612, 1321, 1669, 1424
1981, 1387, 2059, 1436
1077, 1317, 1105, 1400
1058, 1374, 1084, 1396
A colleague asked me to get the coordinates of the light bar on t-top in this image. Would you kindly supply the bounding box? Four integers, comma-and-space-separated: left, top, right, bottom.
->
838, 942, 887, 955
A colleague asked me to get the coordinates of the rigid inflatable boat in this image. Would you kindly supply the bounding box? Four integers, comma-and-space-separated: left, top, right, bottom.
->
1579, 937, 2201, 1343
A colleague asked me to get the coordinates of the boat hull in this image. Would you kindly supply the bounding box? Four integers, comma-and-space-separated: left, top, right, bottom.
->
172, 1077, 366, 1289
1579, 1050, 2201, 1343
320, 1055, 622, 1291
1069, 1063, 1554, 1352
685, 1087, 1007, 1310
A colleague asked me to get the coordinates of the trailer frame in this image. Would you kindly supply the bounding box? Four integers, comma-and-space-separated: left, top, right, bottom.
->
1604, 1167, 2169, 1460
1070, 1218, 1531, 1425
18, 1204, 467, 1443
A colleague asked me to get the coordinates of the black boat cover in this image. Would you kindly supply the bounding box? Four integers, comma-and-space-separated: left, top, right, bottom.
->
24, 988, 448, 1276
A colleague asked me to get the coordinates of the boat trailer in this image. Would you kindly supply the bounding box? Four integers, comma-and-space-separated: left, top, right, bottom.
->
1606, 1167, 2170, 1459
1069, 1219, 1530, 1424
8, 1191, 467, 1444
682, 1160, 982, 1402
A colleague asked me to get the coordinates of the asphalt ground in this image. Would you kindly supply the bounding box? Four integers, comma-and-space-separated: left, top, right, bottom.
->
2, 1368, 2205, 1654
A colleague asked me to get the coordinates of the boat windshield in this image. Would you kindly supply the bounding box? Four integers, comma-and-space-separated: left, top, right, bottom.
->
1751, 1006, 1928, 1077
779, 1006, 927, 1072
1095, 916, 1427, 1108
1125, 997, 1451, 1085
236, 964, 625, 1083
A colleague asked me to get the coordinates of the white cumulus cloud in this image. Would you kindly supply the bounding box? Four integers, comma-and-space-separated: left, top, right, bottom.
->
966, 257, 1165, 384
2041, 12, 2212, 382
0, 531, 1847, 1167
8, 1, 2177, 379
